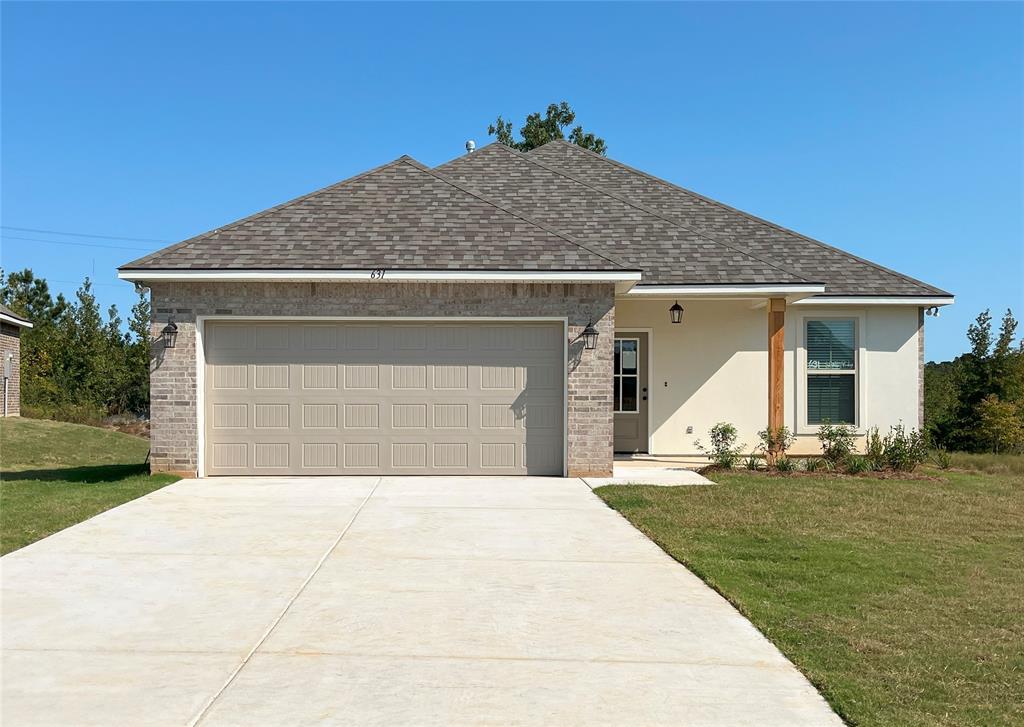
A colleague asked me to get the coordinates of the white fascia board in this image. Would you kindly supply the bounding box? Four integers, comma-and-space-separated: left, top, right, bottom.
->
792, 296, 955, 306
117, 269, 643, 284
0, 312, 33, 328
625, 284, 826, 298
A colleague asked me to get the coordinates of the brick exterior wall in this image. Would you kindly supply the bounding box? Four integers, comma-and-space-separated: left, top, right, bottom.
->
149, 281, 615, 477
1, 323, 22, 417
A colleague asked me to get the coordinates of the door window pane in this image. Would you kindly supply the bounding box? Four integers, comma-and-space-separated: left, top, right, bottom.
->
613, 376, 620, 411
620, 340, 638, 374
807, 374, 855, 424
620, 376, 638, 412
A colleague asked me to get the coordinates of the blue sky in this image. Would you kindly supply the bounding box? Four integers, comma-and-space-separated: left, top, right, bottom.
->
2, 1, 1021, 361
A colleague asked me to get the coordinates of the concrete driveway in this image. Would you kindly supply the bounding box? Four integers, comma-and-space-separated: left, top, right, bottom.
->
2, 476, 840, 726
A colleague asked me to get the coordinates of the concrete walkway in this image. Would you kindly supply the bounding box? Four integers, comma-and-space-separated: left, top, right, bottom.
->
1, 477, 840, 726
583, 462, 713, 487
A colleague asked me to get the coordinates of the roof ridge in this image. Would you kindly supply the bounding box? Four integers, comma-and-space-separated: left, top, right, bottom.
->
538, 141, 950, 296
405, 157, 636, 272
449, 141, 815, 284
120, 157, 414, 270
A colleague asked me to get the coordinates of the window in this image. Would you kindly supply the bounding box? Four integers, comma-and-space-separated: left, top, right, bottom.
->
614, 338, 639, 413
806, 319, 856, 425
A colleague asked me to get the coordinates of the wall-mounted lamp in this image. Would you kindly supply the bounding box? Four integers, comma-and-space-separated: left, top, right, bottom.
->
582, 320, 599, 350
669, 301, 684, 324
161, 319, 179, 349
925, 307, 941, 318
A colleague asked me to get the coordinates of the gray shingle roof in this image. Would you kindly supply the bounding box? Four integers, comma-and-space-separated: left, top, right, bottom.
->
0, 303, 30, 324
123, 141, 949, 298
121, 157, 632, 273
526, 140, 949, 296
436, 143, 813, 286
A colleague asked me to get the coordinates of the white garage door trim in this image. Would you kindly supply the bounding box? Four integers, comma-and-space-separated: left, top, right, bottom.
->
195, 316, 569, 477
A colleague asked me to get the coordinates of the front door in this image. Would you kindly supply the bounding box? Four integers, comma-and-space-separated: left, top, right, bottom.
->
613, 334, 648, 453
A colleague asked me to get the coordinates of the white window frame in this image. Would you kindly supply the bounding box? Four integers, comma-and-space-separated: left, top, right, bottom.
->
613, 337, 641, 414
796, 312, 867, 434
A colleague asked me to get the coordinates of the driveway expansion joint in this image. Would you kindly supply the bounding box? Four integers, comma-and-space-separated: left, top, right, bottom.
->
186, 476, 383, 727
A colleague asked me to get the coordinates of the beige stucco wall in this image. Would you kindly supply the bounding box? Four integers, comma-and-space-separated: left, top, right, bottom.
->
615, 298, 923, 456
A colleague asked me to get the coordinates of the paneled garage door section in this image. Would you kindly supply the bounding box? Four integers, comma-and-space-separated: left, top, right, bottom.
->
204, 321, 564, 475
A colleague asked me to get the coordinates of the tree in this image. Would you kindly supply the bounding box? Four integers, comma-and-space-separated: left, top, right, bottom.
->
930, 308, 1024, 452
488, 101, 607, 155
976, 395, 1024, 453
0, 268, 153, 420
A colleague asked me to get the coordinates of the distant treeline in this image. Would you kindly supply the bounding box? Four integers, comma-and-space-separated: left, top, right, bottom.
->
1, 268, 150, 422
925, 309, 1024, 454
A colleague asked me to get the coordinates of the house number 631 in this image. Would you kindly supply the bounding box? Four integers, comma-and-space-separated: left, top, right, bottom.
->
369, 269, 386, 280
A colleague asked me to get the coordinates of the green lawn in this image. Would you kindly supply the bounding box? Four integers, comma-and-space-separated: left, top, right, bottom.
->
0, 417, 179, 555
597, 469, 1023, 727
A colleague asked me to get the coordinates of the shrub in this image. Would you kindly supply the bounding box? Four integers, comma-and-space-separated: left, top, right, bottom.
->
818, 422, 858, 468
865, 427, 886, 470
695, 422, 745, 469
976, 395, 1024, 454
803, 457, 824, 473
744, 453, 761, 471
23, 402, 108, 425
774, 455, 797, 473
881, 423, 928, 472
757, 425, 796, 467
932, 448, 952, 470
845, 455, 872, 475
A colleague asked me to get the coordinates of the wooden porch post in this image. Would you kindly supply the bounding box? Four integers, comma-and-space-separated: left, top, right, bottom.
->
767, 298, 786, 459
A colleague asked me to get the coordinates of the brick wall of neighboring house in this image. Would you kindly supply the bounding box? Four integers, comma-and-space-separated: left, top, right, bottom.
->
1, 323, 22, 417
148, 281, 615, 477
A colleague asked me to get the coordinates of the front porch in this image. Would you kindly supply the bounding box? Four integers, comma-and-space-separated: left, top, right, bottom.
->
610, 292, 924, 459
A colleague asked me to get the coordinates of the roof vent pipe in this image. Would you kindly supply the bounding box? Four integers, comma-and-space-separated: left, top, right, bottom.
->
465, 140, 476, 153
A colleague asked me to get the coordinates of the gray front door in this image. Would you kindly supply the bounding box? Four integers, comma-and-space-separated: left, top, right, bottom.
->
613, 334, 648, 453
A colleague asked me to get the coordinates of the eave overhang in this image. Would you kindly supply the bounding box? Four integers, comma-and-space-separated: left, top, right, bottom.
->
117, 268, 643, 294
0, 312, 33, 328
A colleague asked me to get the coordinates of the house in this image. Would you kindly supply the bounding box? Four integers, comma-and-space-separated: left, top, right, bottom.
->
0, 303, 33, 417
118, 141, 953, 477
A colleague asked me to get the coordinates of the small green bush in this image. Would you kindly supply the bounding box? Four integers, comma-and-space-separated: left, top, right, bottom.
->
744, 453, 761, 470
882, 423, 928, 472
803, 457, 824, 473
932, 448, 952, 470
845, 455, 872, 475
757, 425, 796, 467
695, 422, 745, 469
818, 422, 858, 468
865, 427, 886, 470
774, 455, 797, 473
23, 402, 108, 425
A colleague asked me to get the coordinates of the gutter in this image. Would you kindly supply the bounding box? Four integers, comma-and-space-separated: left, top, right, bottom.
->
0, 312, 33, 328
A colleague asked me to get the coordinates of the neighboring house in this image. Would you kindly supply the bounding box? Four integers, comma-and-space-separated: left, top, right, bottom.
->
119, 141, 952, 477
0, 304, 33, 417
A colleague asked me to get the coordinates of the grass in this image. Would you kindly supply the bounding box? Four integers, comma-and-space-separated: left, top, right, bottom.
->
0, 417, 179, 555
940, 450, 1024, 476
597, 468, 1024, 727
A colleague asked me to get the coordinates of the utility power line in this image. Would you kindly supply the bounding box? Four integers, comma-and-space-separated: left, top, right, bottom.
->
1, 235, 152, 252
0, 225, 170, 244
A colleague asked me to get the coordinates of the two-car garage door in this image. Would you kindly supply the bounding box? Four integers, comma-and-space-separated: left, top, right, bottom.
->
203, 321, 565, 476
